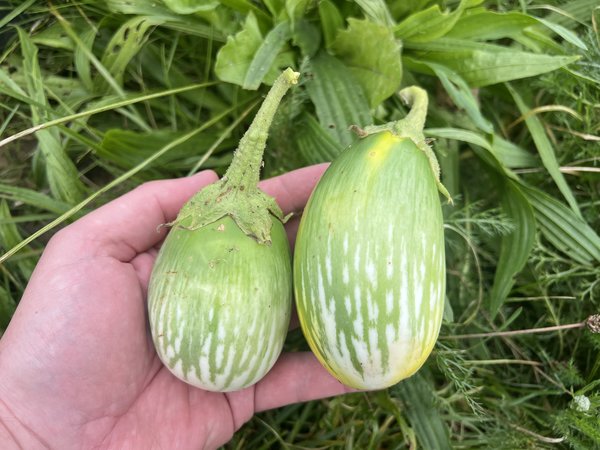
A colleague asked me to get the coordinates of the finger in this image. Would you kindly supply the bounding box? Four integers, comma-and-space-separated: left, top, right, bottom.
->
51, 171, 219, 262
253, 352, 356, 412
259, 163, 328, 215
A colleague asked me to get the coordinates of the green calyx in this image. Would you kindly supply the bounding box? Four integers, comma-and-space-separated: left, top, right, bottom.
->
356, 86, 453, 204
169, 68, 300, 244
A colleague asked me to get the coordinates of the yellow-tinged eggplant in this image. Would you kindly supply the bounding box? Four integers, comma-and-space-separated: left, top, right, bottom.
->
294, 86, 451, 390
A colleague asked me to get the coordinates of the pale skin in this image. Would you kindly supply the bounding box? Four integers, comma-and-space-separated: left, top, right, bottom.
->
0, 164, 353, 449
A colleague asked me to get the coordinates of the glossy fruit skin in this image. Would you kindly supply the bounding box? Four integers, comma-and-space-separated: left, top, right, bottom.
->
148, 216, 291, 392
294, 131, 445, 390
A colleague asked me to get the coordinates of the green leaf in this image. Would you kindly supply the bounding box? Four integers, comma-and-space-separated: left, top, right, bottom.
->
446, 9, 538, 40
354, 0, 395, 26
98, 129, 232, 175
30, 22, 74, 50
0, 184, 73, 215
286, 0, 311, 27
305, 51, 372, 147
0, 284, 16, 332
492, 135, 538, 169
394, 0, 482, 43
425, 127, 504, 172
535, 17, 588, 50
215, 14, 293, 89
404, 38, 579, 87
105, 0, 224, 38
99, 16, 164, 89
0, 0, 35, 30
332, 18, 402, 108
436, 139, 460, 199
543, 0, 598, 28
162, 0, 219, 14
74, 25, 96, 92
293, 112, 343, 164
490, 180, 536, 316
0, 201, 35, 281
292, 19, 321, 57
392, 371, 452, 450
243, 21, 292, 90
521, 185, 600, 266
318, 0, 344, 48
18, 28, 86, 205
506, 83, 581, 218
425, 61, 493, 133
449, 7, 589, 50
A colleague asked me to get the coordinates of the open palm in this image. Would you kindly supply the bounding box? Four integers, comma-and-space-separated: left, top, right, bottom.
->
0, 165, 352, 449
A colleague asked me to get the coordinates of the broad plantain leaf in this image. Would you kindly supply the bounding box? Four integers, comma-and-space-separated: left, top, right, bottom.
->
446, 10, 538, 40
306, 51, 372, 147
332, 18, 402, 108
394, 0, 482, 43
404, 38, 579, 87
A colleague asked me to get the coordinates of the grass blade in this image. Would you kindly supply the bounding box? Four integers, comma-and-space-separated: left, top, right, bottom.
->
0, 82, 216, 150
243, 21, 292, 90
425, 127, 513, 176
535, 17, 588, 50
490, 180, 536, 316
318, 0, 344, 48
492, 135, 538, 169
0, 284, 16, 332
17, 27, 87, 204
427, 62, 494, 133
0, 101, 245, 265
507, 83, 581, 218
99, 16, 165, 89
0, 201, 35, 280
0, 0, 35, 29
0, 184, 73, 215
521, 185, 600, 265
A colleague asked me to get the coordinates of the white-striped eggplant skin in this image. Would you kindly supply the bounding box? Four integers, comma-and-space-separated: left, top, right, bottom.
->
294, 131, 445, 390
148, 216, 291, 392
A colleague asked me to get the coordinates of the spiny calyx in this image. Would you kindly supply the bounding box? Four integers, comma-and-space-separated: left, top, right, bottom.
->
171, 178, 289, 245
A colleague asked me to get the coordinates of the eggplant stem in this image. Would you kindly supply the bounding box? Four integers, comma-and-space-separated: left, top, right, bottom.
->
170, 69, 300, 244
224, 68, 299, 189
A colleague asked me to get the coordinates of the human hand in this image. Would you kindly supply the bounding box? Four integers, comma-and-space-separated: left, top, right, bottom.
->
0, 165, 352, 449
